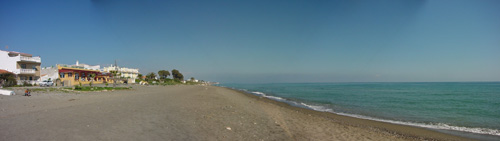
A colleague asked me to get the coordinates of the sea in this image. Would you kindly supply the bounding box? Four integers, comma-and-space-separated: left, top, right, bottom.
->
219, 82, 500, 140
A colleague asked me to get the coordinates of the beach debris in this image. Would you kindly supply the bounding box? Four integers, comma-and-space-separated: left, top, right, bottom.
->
275, 121, 281, 126
253, 122, 257, 125
226, 127, 232, 130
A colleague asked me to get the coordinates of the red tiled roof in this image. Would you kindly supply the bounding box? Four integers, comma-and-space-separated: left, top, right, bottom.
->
0, 69, 14, 74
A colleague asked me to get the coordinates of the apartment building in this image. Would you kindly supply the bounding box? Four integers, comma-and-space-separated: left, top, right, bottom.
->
0, 50, 41, 85
103, 65, 140, 83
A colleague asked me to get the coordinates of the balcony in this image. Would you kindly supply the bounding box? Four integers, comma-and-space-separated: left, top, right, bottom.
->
20, 69, 36, 74
20, 56, 41, 63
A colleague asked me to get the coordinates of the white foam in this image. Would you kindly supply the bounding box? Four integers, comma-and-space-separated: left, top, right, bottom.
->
251, 91, 265, 95
333, 112, 500, 136
299, 102, 334, 112
264, 95, 285, 101
250, 91, 285, 101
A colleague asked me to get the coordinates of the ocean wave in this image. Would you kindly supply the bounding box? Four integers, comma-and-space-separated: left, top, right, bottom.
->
333, 112, 500, 136
251, 91, 285, 101
298, 102, 335, 113
237, 89, 500, 136
251, 91, 265, 95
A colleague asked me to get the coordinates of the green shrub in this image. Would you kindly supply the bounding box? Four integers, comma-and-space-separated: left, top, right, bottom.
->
74, 86, 82, 90
69, 86, 130, 91
0, 74, 17, 87
23, 81, 33, 86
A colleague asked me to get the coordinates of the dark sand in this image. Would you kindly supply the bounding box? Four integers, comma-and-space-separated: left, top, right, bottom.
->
0, 85, 470, 140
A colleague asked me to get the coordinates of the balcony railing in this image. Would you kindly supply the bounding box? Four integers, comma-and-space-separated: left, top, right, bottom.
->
20, 69, 36, 74
20, 56, 41, 63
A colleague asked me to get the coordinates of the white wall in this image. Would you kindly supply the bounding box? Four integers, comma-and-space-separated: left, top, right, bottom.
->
103, 66, 140, 80
0, 50, 21, 74
82, 64, 100, 70
40, 67, 59, 81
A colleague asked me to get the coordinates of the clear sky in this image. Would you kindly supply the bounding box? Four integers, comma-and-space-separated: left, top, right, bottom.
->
1, 0, 499, 83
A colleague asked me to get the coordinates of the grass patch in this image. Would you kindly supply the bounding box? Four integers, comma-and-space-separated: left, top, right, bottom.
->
30, 88, 60, 92
141, 79, 202, 86
64, 86, 131, 91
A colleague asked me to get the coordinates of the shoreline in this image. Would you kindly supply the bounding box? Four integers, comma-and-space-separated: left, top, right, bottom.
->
217, 86, 474, 140
0, 85, 488, 140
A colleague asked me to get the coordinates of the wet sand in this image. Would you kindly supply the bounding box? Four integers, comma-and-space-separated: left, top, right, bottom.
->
0, 85, 469, 140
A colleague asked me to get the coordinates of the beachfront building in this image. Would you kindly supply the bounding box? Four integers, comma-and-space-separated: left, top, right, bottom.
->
0, 50, 41, 85
103, 65, 139, 83
40, 66, 59, 82
71, 60, 101, 71
56, 61, 112, 86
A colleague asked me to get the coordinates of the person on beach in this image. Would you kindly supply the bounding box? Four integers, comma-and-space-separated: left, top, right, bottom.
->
24, 89, 31, 96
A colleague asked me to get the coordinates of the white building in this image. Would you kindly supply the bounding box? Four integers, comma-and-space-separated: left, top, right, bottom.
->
61, 60, 101, 71
40, 61, 103, 83
103, 65, 140, 83
0, 50, 42, 85
40, 66, 59, 81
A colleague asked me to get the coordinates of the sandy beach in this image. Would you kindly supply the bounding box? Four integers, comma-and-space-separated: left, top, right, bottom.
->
0, 85, 469, 141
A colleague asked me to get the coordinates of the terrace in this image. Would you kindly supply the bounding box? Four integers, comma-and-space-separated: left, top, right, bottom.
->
20, 69, 36, 74
20, 56, 41, 63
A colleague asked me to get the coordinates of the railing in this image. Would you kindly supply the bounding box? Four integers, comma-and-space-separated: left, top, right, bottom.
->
20, 69, 36, 74
20, 56, 41, 63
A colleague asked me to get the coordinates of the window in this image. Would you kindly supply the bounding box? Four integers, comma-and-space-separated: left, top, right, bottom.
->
32, 65, 37, 71
75, 73, 79, 79
21, 64, 27, 69
29, 76, 33, 80
68, 73, 72, 77
60, 73, 65, 78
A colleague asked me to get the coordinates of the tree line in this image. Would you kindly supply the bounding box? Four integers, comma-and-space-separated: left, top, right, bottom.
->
138, 69, 184, 81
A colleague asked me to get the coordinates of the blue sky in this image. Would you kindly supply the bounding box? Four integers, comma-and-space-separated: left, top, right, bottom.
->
1, 0, 499, 83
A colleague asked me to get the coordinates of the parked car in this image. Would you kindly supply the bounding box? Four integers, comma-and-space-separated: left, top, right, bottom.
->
40, 80, 54, 87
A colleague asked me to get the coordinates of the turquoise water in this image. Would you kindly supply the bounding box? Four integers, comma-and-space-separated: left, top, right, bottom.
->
221, 82, 500, 137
